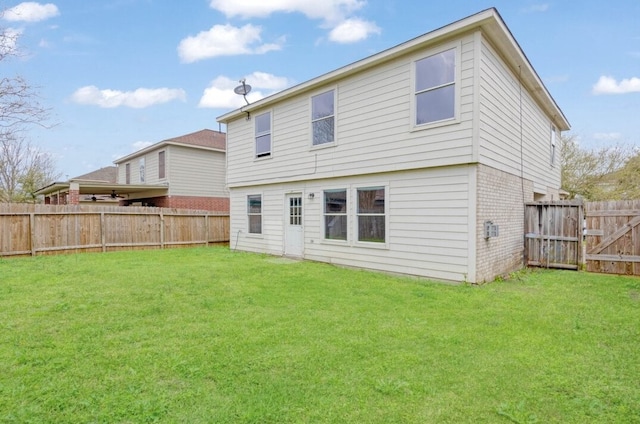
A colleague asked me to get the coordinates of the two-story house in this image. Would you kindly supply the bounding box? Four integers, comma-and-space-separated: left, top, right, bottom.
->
217, 8, 570, 283
38, 129, 229, 213
113, 129, 229, 211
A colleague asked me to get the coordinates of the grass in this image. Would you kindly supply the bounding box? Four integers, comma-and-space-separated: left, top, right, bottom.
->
0, 247, 639, 423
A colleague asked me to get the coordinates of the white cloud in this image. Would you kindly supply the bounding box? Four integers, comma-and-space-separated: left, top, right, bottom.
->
208, 0, 378, 43
209, 0, 365, 23
593, 132, 622, 141
329, 18, 380, 43
3, 2, 60, 22
592, 75, 640, 95
522, 4, 549, 13
70, 86, 187, 108
177, 24, 283, 63
199, 72, 293, 109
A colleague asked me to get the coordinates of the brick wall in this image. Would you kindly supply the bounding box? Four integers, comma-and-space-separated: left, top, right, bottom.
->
475, 164, 534, 283
136, 195, 229, 213
68, 189, 80, 205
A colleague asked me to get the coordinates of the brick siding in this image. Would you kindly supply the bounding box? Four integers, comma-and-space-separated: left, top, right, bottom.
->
475, 164, 533, 283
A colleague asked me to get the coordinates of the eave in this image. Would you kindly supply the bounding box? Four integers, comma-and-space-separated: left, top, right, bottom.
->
35, 181, 169, 198
216, 7, 569, 132
114, 142, 225, 164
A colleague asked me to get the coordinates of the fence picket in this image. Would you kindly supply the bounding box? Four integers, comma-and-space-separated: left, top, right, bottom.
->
0, 203, 229, 257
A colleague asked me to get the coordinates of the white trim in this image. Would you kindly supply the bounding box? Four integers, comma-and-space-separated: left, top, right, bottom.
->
309, 86, 338, 149
321, 187, 349, 244
550, 124, 557, 167
353, 183, 389, 249
246, 193, 263, 236
254, 110, 273, 159
466, 165, 477, 283
409, 40, 462, 132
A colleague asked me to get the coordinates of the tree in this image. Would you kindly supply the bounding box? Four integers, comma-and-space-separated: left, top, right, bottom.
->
1, 21, 58, 202
0, 133, 59, 202
560, 134, 635, 200
606, 153, 640, 200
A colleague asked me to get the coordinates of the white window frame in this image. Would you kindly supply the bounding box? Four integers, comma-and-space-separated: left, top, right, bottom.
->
355, 185, 388, 247
139, 157, 145, 183
158, 150, 166, 179
323, 188, 348, 243
255, 111, 272, 159
310, 88, 337, 149
319, 183, 389, 249
410, 42, 461, 132
247, 194, 263, 235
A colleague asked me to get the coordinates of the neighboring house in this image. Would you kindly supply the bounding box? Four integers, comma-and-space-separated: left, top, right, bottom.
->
37, 166, 121, 205
217, 8, 570, 284
37, 129, 229, 213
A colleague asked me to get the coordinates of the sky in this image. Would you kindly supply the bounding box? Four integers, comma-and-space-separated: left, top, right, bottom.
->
2, 0, 639, 179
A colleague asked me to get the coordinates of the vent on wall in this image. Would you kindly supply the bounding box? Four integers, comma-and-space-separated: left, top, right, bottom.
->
484, 221, 499, 239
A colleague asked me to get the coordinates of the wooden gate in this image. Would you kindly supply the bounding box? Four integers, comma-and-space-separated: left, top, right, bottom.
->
585, 200, 640, 275
524, 201, 583, 270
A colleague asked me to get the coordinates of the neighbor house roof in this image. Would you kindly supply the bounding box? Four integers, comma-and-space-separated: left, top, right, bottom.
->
70, 166, 117, 183
217, 7, 570, 131
114, 129, 226, 164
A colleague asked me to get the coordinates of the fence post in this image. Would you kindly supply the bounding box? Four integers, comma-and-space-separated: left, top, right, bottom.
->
160, 211, 165, 249
101, 212, 106, 252
205, 214, 209, 246
29, 213, 36, 256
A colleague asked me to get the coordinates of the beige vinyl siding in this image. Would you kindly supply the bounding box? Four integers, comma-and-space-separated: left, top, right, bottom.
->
229, 165, 473, 282
115, 151, 157, 185
230, 186, 285, 256
167, 145, 227, 197
227, 34, 477, 188
478, 36, 561, 194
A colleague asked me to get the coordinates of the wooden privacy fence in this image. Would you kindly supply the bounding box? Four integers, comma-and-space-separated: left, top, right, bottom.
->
524, 201, 583, 270
585, 200, 640, 275
0, 204, 229, 257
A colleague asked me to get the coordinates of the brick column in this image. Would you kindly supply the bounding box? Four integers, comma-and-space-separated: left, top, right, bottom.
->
68, 182, 80, 205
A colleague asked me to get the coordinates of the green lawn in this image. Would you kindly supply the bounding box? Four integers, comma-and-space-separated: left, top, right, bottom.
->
0, 247, 638, 423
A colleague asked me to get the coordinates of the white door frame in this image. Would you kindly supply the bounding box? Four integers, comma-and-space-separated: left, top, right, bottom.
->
284, 193, 304, 257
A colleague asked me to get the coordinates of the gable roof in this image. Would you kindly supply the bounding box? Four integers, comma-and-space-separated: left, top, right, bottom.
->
163, 129, 226, 150
114, 129, 226, 164
70, 166, 117, 183
217, 7, 569, 131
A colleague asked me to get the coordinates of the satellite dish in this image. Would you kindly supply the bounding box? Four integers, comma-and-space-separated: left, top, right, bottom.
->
234, 79, 251, 105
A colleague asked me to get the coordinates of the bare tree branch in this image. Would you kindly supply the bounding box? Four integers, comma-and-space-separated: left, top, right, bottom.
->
0, 24, 59, 202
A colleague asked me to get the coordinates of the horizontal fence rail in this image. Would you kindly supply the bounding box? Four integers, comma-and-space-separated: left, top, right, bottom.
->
524, 200, 583, 270
0, 204, 229, 257
585, 200, 640, 275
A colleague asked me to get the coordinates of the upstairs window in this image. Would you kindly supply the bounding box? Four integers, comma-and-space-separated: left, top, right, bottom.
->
139, 157, 145, 183
247, 195, 262, 234
311, 90, 335, 145
255, 112, 271, 158
125, 163, 130, 184
357, 187, 385, 243
324, 189, 347, 241
158, 151, 165, 179
415, 48, 456, 126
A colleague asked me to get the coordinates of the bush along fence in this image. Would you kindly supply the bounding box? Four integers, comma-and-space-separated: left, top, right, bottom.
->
0, 204, 229, 257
